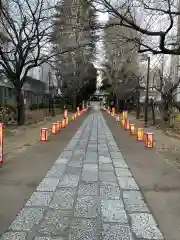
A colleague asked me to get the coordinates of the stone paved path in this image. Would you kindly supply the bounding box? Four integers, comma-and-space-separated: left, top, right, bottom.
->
0, 111, 164, 240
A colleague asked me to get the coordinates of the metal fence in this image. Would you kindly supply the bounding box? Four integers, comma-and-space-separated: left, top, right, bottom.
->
0, 86, 49, 107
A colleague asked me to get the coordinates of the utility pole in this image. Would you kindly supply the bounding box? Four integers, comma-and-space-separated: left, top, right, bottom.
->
48, 71, 51, 114
144, 56, 150, 127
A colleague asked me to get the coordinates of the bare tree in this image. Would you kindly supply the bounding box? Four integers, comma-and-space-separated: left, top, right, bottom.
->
102, 14, 141, 111
87, 0, 180, 55
153, 68, 180, 124
0, 0, 89, 125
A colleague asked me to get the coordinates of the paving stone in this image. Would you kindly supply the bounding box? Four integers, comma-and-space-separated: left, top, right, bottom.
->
118, 177, 139, 190
34, 237, 52, 240
0, 232, 27, 240
50, 188, 75, 209
130, 213, 164, 239
55, 157, 69, 165
82, 170, 98, 182
101, 223, 133, 240
110, 152, 123, 159
86, 152, 98, 160
83, 164, 98, 171
36, 178, 59, 192
87, 146, 97, 151
84, 158, 98, 163
99, 172, 116, 182
60, 151, 73, 158
25, 192, 54, 207
73, 149, 86, 157
99, 164, 114, 172
99, 156, 112, 164
66, 166, 82, 176
66, 146, 77, 151
38, 209, 71, 235
115, 168, 132, 177
9, 208, 44, 231
74, 196, 97, 218
68, 160, 83, 167
79, 140, 88, 145
101, 199, 128, 223
68, 218, 98, 240
58, 174, 79, 188
46, 165, 66, 179
98, 148, 108, 152
98, 141, 107, 145
113, 160, 128, 168
100, 182, 120, 199
108, 147, 120, 152
98, 152, 110, 158
78, 183, 98, 196
123, 191, 149, 213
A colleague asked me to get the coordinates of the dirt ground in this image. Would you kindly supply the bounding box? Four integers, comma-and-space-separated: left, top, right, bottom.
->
0, 110, 89, 235
103, 111, 180, 240
3, 112, 73, 162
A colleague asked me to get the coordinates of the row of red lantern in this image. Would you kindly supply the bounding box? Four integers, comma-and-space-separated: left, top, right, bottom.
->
40, 107, 88, 142
105, 108, 154, 149
0, 107, 88, 165
105, 107, 116, 116
120, 117, 154, 148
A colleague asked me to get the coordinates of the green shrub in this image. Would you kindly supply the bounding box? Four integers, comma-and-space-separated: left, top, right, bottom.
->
39, 102, 45, 109
29, 104, 38, 110
29, 103, 49, 110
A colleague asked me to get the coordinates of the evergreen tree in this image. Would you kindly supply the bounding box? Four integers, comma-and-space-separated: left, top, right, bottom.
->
52, 0, 97, 110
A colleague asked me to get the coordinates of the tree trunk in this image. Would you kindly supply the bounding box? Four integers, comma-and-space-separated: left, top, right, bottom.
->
161, 99, 169, 127
151, 99, 156, 125
115, 94, 119, 113
16, 87, 25, 125
48, 94, 51, 114
136, 92, 140, 119
51, 98, 55, 117
72, 96, 76, 113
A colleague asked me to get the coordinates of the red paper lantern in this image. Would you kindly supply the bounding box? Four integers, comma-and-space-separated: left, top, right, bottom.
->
57, 121, 61, 131
130, 124, 136, 135
116, 116, 120, 122
52, 123, 57, 134
62, 119, 65, 128
137, 128, 144, 141
121, 118, 125, 127
122, 111, 127, 120
65, 117, 68, 125
145, 132, 154, 148
112, 108, 115, 116
125, 119, 130, 130
64, 109, 68, 119
40, 128, 48, 142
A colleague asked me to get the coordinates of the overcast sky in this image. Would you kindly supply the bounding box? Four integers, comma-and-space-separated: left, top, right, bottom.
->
94, 12, 109, 70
